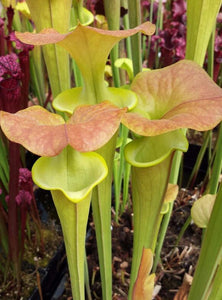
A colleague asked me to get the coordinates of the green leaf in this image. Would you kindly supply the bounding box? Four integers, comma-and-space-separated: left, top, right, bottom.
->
72, 0, 94, 27
53, 86, 138, 114
0, 165, 8, 192
124, 130, 188, 167
115, 58, 134, 82
0, 138, 9, 184
186, 0, 221, 66
16, 22, 155, 103
26, 0, 72, 96
0, 102, 126, 156
122, 60, 222, 136
191, 194, 216, 228
32, 146, 108, 203
208, 262, 222, 300
15, 1, 31, 19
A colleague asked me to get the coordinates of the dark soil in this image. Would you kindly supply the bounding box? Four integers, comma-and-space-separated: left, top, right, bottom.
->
156, 188, 202, 299
57, 187, 202, 300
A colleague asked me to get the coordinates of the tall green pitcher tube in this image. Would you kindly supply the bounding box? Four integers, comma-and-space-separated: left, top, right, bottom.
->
125, 130, 188, 299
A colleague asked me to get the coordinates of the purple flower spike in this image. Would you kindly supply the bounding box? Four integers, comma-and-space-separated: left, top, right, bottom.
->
0, 53, 21, 81
15, 190, 32, 206
172, 0, 187, 19
19, 168, 33, 191
0, 53, 23, 112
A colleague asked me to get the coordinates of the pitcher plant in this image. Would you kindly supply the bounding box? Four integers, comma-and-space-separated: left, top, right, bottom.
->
1, 2, 222, 300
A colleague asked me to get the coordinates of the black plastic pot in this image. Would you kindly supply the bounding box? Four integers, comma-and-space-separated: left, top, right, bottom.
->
28, 243, 68, 300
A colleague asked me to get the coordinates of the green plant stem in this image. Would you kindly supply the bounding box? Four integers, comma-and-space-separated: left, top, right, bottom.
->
169, 147, 184, 184
185, 0, 221, 66
154, 0, 163, 68
201, 144, 216, 189
152, 204, 173, 273
121, 0, 132, 59
188, 183, 222, 300
128, 0, 142, 75
26, 0, 72, 97
104, 0, 121, 87
207, 123, 222, 194
113, 153, 120, 219
72, 59, 83, 87
152, 146, 184, 272
72, 0, 83, 20
175, 215, 192, 248
114, 125, 129, 221
189, 26, 215, 190
0, 137, 9, 192
121, 161, 131, 214
84, 252, 92, 300
217, 64, 222, 87
205, 23, 222, 195
29, 46, 45, 107
91, 134, 118, 300
141, 0, 149, 60
70, 3, 84, 88
207, 24, 215, 78
0, 204, 8, 255
207, 261, 222, 300
52, 190, 91, 300
187, 130, 211, 188
146, 0, 154, 62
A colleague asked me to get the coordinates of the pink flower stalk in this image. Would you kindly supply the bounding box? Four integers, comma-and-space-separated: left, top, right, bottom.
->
0, 53, 22, 113
15, 190, 32, 206
19, 168, 33, 192
0, 53, 21, 81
